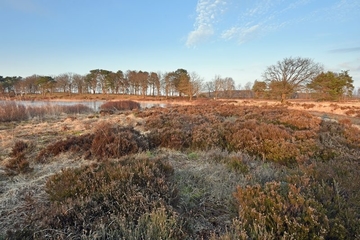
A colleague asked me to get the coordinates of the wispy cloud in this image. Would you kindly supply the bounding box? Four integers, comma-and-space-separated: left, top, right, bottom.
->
329, 47, 360, 53
221, 24, 261, 44
337, 59, 360, 75
187, 0, 360, 46
186, 0, 227, 47
220, 0, 309, 44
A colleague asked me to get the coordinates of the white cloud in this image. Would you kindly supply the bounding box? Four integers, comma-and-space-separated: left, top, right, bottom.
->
330, 47, 360, 53
221, 24, 261, 44
187, 0, 360, 46
221, 26, 239, 40
186, 0, 227, 47
237, 24, 261, 44
187, 25, 214, 47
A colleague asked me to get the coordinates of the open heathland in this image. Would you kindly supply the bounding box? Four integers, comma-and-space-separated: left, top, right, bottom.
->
1, 99, 360, 239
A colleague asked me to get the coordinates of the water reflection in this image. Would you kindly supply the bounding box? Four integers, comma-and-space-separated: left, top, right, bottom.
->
0, 100, 105, 111
0, 100, 166, 111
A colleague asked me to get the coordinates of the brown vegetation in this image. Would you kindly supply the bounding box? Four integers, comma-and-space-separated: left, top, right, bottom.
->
1, 99, 360, 239
0, 101, 93, 122
99, 100, 141, 111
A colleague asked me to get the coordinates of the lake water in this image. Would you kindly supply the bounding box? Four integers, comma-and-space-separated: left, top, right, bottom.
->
0, 100, 165, 111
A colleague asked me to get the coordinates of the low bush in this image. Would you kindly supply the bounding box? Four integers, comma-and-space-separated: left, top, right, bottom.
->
21, 156, 187, 239
9, 140, 29, 157
4, 102, 360, 239
231, 181, 329, 239
35, 133, 94, 162
91, 123, 149, 159
301, 103, 315, 109
316, 120, 360, 159
141, 104, 330, 165
308, 159, 360, 238
5, 140, 32, 175
100, 100, 140, 111
58, 104, 93, 114
227, 155, 249, 174
36, 123, 150, 162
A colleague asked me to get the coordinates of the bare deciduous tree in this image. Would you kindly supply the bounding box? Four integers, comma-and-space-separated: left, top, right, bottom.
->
55, 73, 73, 93
188, 71, 203, 101
214, 75, 223, 99
263, 57, 323, 102
204, 81, 215, 98
72, 74, 85, 94
224, 77, 235, 98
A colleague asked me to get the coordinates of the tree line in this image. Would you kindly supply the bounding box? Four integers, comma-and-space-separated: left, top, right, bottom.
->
0, 69, 206, 100
0, 57, 358, 101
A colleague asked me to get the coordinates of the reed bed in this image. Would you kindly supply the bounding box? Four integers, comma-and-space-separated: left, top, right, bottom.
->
0, 102, 93, 122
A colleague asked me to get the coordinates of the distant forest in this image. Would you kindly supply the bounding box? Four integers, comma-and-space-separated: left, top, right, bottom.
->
1, 57, 359, 101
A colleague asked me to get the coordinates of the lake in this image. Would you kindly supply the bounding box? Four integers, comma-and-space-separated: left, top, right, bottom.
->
0, 100, 165, 111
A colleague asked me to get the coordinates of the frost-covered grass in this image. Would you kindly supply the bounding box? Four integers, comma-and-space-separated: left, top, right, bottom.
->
1, 102, 360, 239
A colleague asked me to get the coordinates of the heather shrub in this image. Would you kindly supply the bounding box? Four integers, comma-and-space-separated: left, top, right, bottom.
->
143, 104, 323, 165
225, 121, 300, 165
59, 104, 93, 114
302, 103, 315, 109
231, 152, 360, 240
9, 140, 29, 157
91, 123, 149, 159
36, 123, 150, 162
191, 123, 227, 150
278, 110, 320, 130
35, 133, 94, 162
316, 120, 360, 160
146, 112, 196, 150
227, 155, 249, 174
307, 159, 360, 238
344, 107, 360, 117
6, 153, 31, 175
25, 156, 186, 239
341, 122, 360, 148
100, 100, 140, 111
232, 182, 329, 239
5, 140, 32, 175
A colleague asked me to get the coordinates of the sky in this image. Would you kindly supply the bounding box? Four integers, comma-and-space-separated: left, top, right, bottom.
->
1, 0, 360, 88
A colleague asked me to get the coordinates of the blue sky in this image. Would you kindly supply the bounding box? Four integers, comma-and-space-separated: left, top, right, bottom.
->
1, 0, 360, 88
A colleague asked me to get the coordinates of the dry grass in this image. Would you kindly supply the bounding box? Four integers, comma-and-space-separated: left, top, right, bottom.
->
1, 99, 360, 239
